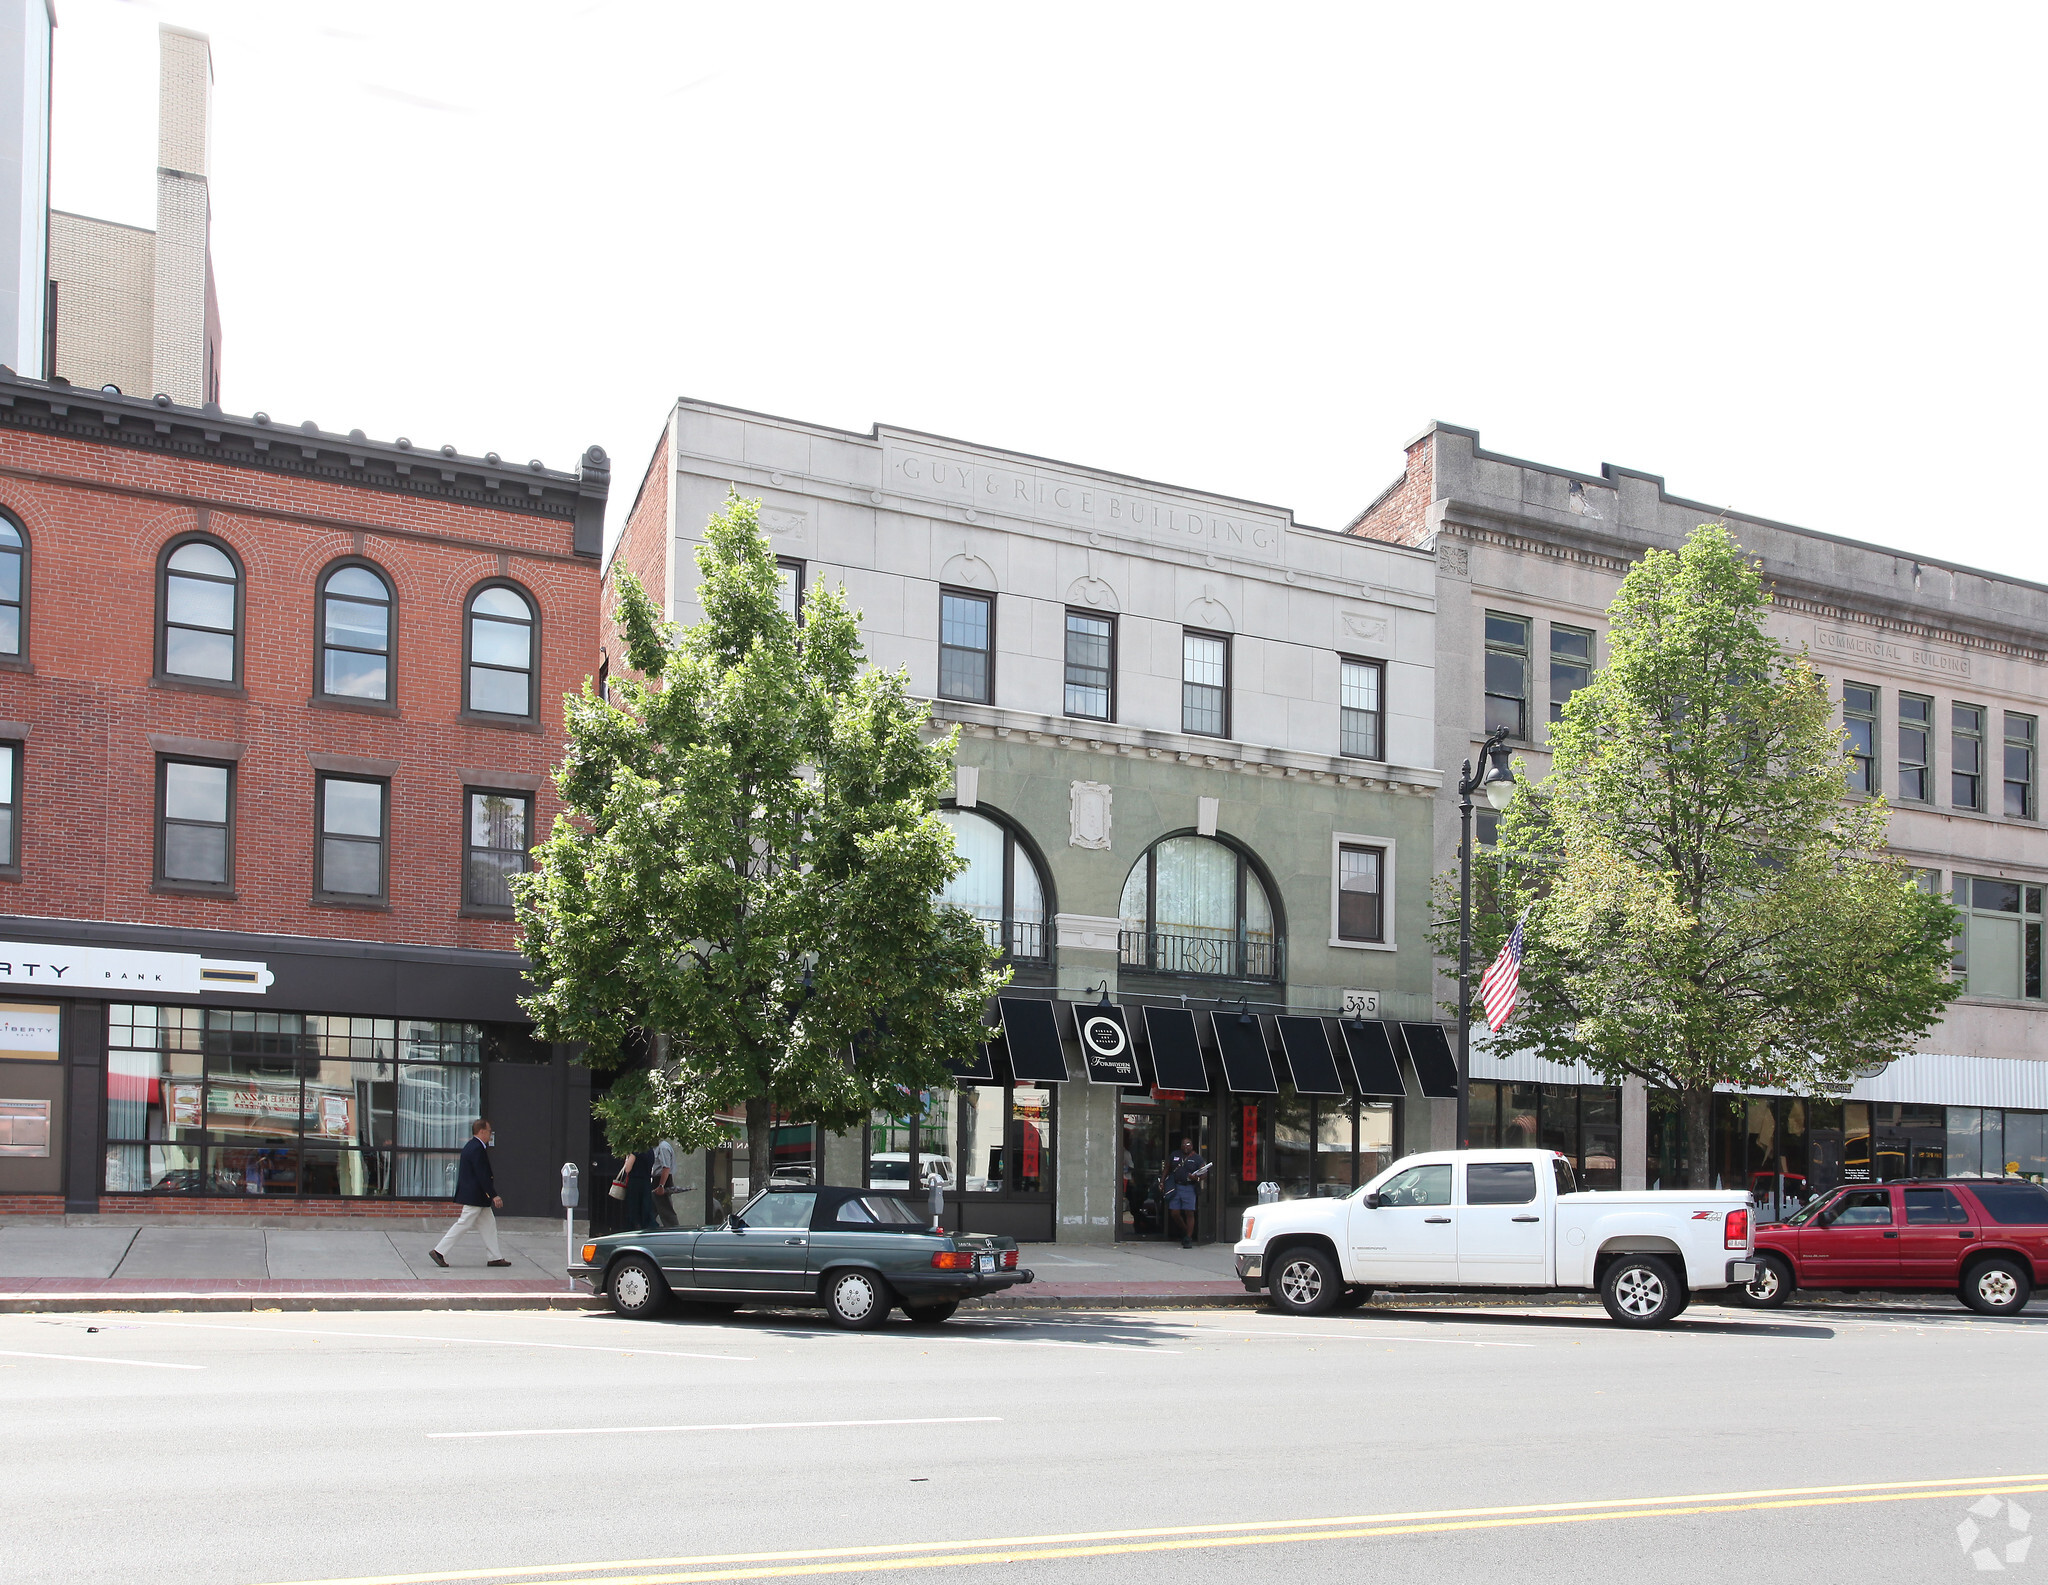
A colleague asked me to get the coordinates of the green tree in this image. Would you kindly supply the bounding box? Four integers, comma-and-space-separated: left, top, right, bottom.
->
515, 494, 1008, 1190
1445, 525, 1958, 1186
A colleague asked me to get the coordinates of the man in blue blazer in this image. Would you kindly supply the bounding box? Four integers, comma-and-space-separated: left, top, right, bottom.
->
429, 1118, 512, 1268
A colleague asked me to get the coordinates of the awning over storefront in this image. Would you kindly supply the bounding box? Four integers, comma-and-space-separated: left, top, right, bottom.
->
1211, 1013, 1277, 1093
1400, 1023, 1460, 1098
1274, 1016, 1346, 1096
1142, 1007, 1209, 1092
947, 1044, 998, 1082
997, 998, 1070, 1082
1340, 1020, 1406, 1097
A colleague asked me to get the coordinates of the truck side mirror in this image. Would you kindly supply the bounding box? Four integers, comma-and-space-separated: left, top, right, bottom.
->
1364, 1192, 1383, 1209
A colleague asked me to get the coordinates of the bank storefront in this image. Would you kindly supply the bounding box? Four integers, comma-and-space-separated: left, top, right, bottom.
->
0, 919, 587, 1218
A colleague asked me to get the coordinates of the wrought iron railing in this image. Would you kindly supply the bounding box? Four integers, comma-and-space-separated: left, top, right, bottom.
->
968, 913, 1047, 963
1118, 928, 1280, 981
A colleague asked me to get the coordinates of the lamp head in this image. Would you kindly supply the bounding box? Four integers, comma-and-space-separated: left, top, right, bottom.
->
1482, 740, 1517, 811
1237, 998, 1256, 1028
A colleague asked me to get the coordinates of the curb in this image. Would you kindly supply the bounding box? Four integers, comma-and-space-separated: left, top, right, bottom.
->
0, 1292, 607, 1314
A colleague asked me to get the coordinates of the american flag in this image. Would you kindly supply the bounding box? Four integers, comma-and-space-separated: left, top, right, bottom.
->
1478, 916, 1525, 1033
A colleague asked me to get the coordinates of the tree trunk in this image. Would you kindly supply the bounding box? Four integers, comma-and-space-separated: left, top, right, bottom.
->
746, 1094, 773, 1202
1681, 1087, 1713, 1189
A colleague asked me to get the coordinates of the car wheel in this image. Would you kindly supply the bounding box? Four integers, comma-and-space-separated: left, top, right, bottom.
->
607, 1255, 668, 1321
823, 1267, 893, 1330
903, 1302, 959, 1326
1600, 1254, 1684, 1327
1334, 1285, 1374, 1311
1961, 1257, 2033, 1317
1267, 1246, 1341, 1316
1735, 1253, 1794, 1309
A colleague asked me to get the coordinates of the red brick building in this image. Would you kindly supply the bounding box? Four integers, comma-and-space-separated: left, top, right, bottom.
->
0, 368, 607, 1216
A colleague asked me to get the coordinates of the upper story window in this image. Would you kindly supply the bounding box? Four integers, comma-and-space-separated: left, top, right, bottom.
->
2006, 714, 2036, 820
1954, 703, 1986, 811
1335, 842, 1386, 944
1898, 694, 1932, 803
1952, 876, 2043, 1001
937, 807, 1048, 961
160, 537, 241, 684
466, 583, 536, 719
316, 775, 388, 903
776, 558, 804, 620
1119, 833, 1279, 981
938, 590, 992, 704
1549, 625, 1592, 723
157, 757, 234, 892
1182, 631, 1230, 737
1843, 684, 1878, 795
0, 741, 20, 872
1339, 657, 1383, 759
1484, 613, 1529, 739
1063, 610, 1114, 721
0, 512, 26, 657
318, 562, 393, 703
465, 790, 532, 912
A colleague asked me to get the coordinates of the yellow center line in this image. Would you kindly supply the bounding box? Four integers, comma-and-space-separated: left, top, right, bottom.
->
257, 1473, 2048, 1585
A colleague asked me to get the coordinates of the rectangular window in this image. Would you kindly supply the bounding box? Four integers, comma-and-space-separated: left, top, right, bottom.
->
157, 757, 233, 890
775, 558, 804, 620
1956, 876, 2045, 1000
1336, 843, 1385, 943
1339, 657, 1384, 759
2006, 714, 2036, 819
1548, 625, 1592, 724
937, 590, 992, 704
1484, 613, 1529, 739
1898, 694, 1931, 802
1954, 703, 1985, 810
1843, 683, 1877, 795
1182, 630, 1229, 737
465, 790, 532, 911
0, 740, 18, 870
1063, 610, 1114, 720
316, 775, 387, 901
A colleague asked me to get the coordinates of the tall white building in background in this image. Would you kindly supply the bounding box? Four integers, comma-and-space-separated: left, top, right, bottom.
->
48, 22, 220, 405
0, 0, 53, 379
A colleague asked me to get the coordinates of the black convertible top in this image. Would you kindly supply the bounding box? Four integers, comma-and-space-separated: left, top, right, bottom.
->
745, 1185, 928, 1233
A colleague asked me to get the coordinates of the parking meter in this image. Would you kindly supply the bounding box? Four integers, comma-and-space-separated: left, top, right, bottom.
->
1257, 1181, 1280, 1205
560, 1163, 580, 1293
561, 1162, 580, 1207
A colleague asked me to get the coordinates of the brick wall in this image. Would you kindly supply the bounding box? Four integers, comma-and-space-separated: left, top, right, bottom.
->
49, 212, 154, 398
600, 421, 670, 677
0, 425, 598, 952
1346, 432, 1436, 547
0, 1194, 63, 1215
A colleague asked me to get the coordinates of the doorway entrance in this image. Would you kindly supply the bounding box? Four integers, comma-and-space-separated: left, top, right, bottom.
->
1119, 1101, 1215, 1243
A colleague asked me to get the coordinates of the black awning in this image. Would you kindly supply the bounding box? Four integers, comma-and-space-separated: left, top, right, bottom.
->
1340, 1019, 1407, 1096
1071, 1003, 1140, 1085
1140, 1006, 1209, 1092
946, 1043, 997, 1082
1209, 1012, 1277, 1093
1399, 1022, 1460, 1098
1274, 1017, 1345, 1095
998, 997, 1070, 1083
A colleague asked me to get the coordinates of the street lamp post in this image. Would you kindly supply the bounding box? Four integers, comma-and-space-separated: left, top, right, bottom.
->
1456, 727, 1519, 1150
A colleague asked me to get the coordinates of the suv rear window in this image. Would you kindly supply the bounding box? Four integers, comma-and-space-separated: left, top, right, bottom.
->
1967, 1182, 2048, 1226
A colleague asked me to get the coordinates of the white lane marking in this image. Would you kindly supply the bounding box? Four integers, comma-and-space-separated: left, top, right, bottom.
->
113, 1319, 752, 1363
0, 1348, 203, 1371
430, 1415, 1002, 1440
1199, 1330, 1536, 1348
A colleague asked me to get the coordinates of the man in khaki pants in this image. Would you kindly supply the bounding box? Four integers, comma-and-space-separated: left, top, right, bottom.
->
429, 1119, 511, 1267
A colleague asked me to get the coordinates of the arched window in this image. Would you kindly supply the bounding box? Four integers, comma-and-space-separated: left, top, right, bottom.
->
160, 537, 241, 683
317, 561, 393, 702
938, 807, 1048, 961
0, 512, 26, 657
1118, 834, 1279, 980
466, 583, 535, 718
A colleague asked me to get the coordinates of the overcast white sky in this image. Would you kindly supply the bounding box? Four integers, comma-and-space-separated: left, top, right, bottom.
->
47, 1, 2048, 577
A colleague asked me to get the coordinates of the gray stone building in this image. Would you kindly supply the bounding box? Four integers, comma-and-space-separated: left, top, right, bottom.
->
606, 400, 1450, 1244
1351, 422, 2048, 1202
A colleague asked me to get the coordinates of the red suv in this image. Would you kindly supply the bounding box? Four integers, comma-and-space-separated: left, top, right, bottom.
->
1739, 1179, 2048, 1316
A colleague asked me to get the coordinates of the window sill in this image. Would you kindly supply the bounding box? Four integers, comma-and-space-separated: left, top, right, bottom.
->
151, 675, 246, 699
151, 882, 236, 899
309, 695, 399, 717
310, 895, 392, 912
459, 710, 541, 734
459, 905, 516, 920
1329, 936, 1396, 953
0, 655, 32, 675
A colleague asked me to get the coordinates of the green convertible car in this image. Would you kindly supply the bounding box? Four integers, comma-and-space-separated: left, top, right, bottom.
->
571, 1184, 1035, 1328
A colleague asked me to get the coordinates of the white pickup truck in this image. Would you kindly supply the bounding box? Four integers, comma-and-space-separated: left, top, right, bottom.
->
1233, 1148, 1756, 1327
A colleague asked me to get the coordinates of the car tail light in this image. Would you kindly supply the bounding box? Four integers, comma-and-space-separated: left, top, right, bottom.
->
1243, 1214, 1256, 1241
1725, 1209, 1749, 1250
580, 1243, 597, 1264
931, 1251, 975, 1270
1001, 1249, 1018, 1270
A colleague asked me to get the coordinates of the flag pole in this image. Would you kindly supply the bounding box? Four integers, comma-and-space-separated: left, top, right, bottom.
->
1457, 725, 1513, 1153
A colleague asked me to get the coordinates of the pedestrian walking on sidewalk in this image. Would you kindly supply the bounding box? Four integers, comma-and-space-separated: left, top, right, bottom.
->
429, 1119, 512, 1268
620, 1147, 659, 1230
651, 1138, 679, 1227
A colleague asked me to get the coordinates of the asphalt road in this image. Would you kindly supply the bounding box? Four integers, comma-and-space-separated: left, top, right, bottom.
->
3, 1297, 2044, 1585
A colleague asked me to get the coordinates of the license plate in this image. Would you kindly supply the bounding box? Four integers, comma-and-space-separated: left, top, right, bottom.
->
977, 1253, 995, 1272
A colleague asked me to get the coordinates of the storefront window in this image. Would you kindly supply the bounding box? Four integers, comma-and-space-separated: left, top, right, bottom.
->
1012, 1085, 1051, 1193
1273, 1089, 1312, 1200
1469, 1081, 1499, 1148
868, 1091, 958, 1192
1315, 1099, 1357, 1195
1360, 1101, 1396, 1182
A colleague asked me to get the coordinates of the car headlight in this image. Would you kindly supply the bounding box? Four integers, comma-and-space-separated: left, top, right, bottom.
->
580, 1243, 598, 1264
1242, 1213, 1256, 1241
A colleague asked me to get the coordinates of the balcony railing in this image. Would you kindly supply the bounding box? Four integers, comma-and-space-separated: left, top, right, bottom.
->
968, 913, 1047, 963
1119, 928, 1280, 982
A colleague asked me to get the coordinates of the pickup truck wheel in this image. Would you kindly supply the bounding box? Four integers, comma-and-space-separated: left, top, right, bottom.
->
1335, 1286, 1374, 1311
1736, 1253, 1793, 1309
1960, 1257, 2032, 1317
823, 1267, 894, 1330
1268, 1246, 1341, 1316
607, 1255, 669, 1320
1599, 1254, 1684, 1328
903, 1301, 959, 1326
